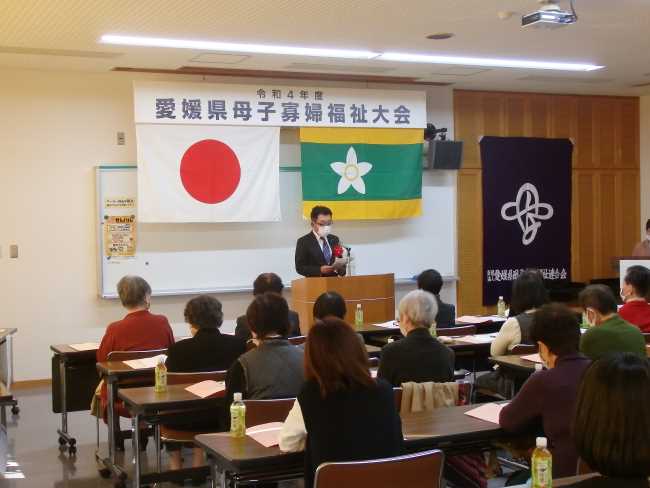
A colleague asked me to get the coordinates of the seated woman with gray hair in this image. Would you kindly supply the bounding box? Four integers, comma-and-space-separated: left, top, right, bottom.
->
377, 289, 455, 386
96, 276, 175, 427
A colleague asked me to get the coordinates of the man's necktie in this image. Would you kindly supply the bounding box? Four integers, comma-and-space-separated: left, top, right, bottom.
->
321, 237, 331, 264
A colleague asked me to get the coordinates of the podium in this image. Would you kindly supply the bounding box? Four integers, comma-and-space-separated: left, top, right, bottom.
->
291, 273, 395, 333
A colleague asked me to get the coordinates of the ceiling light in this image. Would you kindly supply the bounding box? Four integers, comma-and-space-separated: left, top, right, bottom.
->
378, 52, 603, 71
100, 35, 379, 60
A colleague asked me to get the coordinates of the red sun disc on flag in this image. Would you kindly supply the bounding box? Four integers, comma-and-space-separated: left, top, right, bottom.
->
180, 139, 241, 204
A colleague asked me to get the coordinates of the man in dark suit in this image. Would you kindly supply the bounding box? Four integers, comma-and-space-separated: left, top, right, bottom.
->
235, 272, 300, 340
295, 205, 347, 277
417, 268, 456, 328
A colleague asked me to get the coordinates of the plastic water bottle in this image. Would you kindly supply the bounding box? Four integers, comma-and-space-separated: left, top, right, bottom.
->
347, 249, 355, 276
154, 356, 167, 393
355, 303, 364, 328
230, 392, 246, 438
531, 437, 552, 488
497, 296, 507, 318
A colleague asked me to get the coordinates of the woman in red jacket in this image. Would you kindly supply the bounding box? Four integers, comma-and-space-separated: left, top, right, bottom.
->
619, 265, 650, 333
97, 276, 174, 425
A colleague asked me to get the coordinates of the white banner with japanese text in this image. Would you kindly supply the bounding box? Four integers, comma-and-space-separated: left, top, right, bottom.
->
134, 81, 427, 128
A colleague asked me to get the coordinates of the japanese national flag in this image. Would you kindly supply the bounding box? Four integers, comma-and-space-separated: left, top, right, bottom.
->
136, 124, 280, 222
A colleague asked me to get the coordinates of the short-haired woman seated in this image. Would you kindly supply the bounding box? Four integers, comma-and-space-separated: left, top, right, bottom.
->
619, 265, 650, 333
564, 353, 650, 487
225, 293, 304, 404
279, 317, 403, 488
164, 295, 246, 470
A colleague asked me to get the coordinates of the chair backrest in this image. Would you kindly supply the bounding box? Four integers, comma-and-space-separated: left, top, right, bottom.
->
436, 325, 476, 337
510, 344, 538, 355
107, 349, 167, 361
243, 398, 296, 426
368, 357, 379, 368
643, 333, 650, 344
167, 370, 227, 385
393, 387, 402, 412
288, 335, 307, 346
576, 458, 595, 475
314, 449, 444, 488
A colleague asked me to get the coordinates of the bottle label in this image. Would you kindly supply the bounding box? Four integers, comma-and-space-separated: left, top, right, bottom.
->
532, 458, 551, 488
154, 366, 167, 392
230, 407, 246, 437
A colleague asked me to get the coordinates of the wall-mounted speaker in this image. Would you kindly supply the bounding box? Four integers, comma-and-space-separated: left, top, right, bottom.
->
426, 140, 463, 170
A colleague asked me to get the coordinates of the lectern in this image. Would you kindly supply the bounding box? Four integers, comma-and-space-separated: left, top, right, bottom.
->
291, 273, 395, 333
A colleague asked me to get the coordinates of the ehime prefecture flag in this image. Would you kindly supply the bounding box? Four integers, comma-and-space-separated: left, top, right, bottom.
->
300, 128, 423, 220
136, 124, 280, 222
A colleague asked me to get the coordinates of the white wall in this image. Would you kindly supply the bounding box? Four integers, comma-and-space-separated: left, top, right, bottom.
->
0, 68, 455, 381
640, 95, 650, 235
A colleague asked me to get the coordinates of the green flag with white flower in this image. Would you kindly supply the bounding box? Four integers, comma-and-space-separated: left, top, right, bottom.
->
300, 128, 423, 220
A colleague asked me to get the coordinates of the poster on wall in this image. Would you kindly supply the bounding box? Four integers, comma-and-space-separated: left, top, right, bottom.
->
481, 136, 572, 305
103, 215, 137, 258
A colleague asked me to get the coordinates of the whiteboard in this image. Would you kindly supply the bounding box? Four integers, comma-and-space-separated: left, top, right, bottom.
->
96, 165, 456, 298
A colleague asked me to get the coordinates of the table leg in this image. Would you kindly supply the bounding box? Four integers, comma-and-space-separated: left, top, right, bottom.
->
56, 356, 76, 454
133, 413, 141, 488
106, 378, 116, 463
154, 424, 161, 473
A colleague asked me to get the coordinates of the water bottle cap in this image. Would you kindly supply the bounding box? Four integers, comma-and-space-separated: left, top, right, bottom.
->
233, 392, 242, 402
357, 303, 361, 308
498, 296, 504, 300
536, 437, 547, 448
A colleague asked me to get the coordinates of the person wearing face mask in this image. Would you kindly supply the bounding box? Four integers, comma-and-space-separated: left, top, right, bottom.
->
163, 295, 246, 470
619, 265, 650, 332
631, 219, 650, 257
295, 205, 347, 277
579, 284, 646, 360
499, 304, 591, 479
377, 290, 455, 387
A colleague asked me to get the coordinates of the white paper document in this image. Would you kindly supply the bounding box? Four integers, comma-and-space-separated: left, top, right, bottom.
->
521, 353, 543, 363
374, 321, 399, 329
123, 354, 167, 369
185, 380, 226, 398
455, 334, 495, 344
464, 403, 508, 424
246, 422, 284, 447
69, 342, 100, 351
456, 316, 493, 324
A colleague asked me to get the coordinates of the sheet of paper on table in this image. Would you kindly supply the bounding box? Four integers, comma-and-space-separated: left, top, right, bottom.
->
123, 354, 167, 369
246, 422, 284, 447
521, 353, 543, 363
456, 316, 494, 324
374, 321, 399, 329
185, 380, 226, 398
69, 342, 100, 351
464, 403, 508, 424
455, 334, 495, 344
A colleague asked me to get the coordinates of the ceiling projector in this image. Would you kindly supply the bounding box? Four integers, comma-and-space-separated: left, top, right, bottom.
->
522, 1, 577, 28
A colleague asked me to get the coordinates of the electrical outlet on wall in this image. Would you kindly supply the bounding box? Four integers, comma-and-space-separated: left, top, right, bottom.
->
9, 245, 18, 259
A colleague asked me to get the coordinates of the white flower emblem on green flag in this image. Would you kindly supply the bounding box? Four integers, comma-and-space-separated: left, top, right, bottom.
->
330, 147, 373, 195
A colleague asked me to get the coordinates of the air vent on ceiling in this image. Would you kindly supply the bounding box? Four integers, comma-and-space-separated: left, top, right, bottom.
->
518, 75, 613, 84
189, 53, 250, 64
284, 62, 395, 74
0, 45, 123, 59
630, 81, 650, 88
430, 67, 490, 77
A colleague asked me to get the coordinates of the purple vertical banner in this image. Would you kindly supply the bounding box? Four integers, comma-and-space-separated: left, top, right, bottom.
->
481, 136, 572, 305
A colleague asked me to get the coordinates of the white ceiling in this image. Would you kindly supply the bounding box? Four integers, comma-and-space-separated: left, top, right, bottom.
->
1, 0, 650, 95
